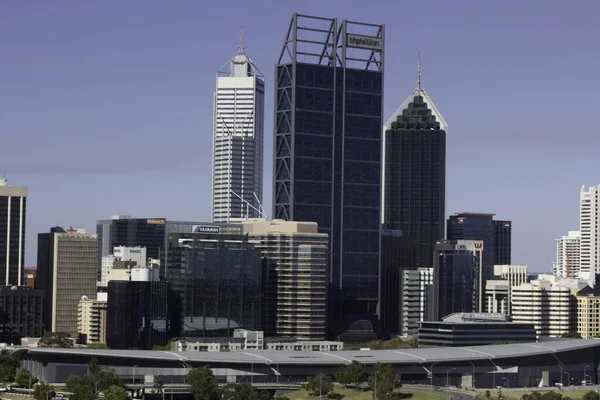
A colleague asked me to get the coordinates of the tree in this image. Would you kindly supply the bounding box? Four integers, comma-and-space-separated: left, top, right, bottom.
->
368, 363, 399, 400
86, 343, 109, 349
522, 394, 532, 400
33, 382, 55, 400
583, 392, 600, 400
531, 392, 543, 400
0, 354, 20, 383
153, 375, 164, 395
346, 360, 367, 387
221, 382, 264, 400
334, 371, 350, 387
104, 385, 129, 400
184, 367, 220, 400
485, 391, 491, 400
38, 332, 73, 348
15, 368, 37, 388
65, 359, 123, 400
306, 375, 333, 397
66, 375, 95, 400
560, 332, 582, 339
541, 392, 563, 400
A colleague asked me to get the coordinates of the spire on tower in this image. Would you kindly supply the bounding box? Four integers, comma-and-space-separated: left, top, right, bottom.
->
418, 50, 422, 90
238, 26, 245, 54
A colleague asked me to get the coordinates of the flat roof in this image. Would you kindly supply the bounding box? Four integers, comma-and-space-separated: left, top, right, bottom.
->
13, 339, 599, 366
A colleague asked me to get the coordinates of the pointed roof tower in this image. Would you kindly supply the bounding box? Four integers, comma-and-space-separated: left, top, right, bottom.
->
384, 52, 447, 132
217, 28, 264, 79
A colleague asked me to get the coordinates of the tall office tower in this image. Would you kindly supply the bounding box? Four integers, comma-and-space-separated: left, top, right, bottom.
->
0, 179, 27, 286
211, 33, 265, 223
580, 185, 600, 279
243, 219, 329, 340
165, 224, 262, 337
274, 14, 384, 338
553, 231, 581, 278
380, 229, 417, 337
0, 285, 44, 344
383, 58, 446, 270
432, 240, 484, 320
106, 280, 176, 350
401, 267, 433, 336
447, 213, 512, 282
36, 227, 97, 337
511, 278, 574, 338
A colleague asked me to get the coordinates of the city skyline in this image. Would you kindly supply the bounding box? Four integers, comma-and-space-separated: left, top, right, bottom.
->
2, 1, 600, 271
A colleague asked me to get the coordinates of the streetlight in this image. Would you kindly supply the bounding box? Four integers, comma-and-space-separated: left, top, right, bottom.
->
446, 368, 456, 400
557, 365, 563, 386
373, 370, 380, 400
584, 366, 590, 385
430, 362, 440, 390
133, 365, 138, 385
468, 362, 476, 389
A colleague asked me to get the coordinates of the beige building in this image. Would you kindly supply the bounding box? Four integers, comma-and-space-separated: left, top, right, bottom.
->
37, 227, 98, 338
77, 293, 107, 344
243, 219, 329, 340
577, 294, 600, 339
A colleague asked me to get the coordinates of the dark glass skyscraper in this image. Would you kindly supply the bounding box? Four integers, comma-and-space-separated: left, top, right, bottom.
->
383, 81, 447, 270
447, 213, 512, 281
273, 14, 384, 338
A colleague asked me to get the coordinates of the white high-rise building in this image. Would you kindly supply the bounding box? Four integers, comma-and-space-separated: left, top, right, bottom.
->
553, 231, 581, 278
580, 185, 600, 279
211, 33, 265, 223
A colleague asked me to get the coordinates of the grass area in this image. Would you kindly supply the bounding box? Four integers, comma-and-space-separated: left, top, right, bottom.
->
280, 387, 448, 400
476, 390, 594, 400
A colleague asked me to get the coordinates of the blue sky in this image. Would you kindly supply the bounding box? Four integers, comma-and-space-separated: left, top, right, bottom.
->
2, 0, 599, 271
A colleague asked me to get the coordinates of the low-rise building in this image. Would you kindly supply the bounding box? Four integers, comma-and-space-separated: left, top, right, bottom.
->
485, 280, 510, 314
264, 339, 343, 352
577, 294, 600, 339
77, 293, 107, 345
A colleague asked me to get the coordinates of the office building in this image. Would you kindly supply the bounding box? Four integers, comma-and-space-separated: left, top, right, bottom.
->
580, 185, 600, 279
274, 13, 384, 338
511, 278, 574, 338
100, 246, 152, 286
401, 267, 433, 336
0, 179, 27, 286
264, 339, 343, 352
0, 285, 44, 344
432, 240, 484, 320
484, 280, 510, 314
577, 294, 600, 339
554, 231, 581, 278
77, 293, 107, 345
243, 219, 329, 340
380, 229, 417, 337
418, 313, 536, 347
37, 227, 97, 337
383, 58, 446, 270
447, 213, 512, 282
24, 269, 36, 288
165, 224, 262, 337
211, 33, 265, 223
106, 280, 176, 350
493, 264, 528, 287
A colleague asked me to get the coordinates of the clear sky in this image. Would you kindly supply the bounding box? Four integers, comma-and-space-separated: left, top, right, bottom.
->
2, 0, 599, 272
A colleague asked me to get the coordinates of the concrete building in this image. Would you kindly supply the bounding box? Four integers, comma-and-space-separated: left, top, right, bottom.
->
211, 33, 265, 223
418, 313, 536, 347
243, 219, 329, 340
274, 14, 385, 338
577, 293, 600, 339
554, 231, 581, 278
100, 246, 153, 286
0, 285, 44, 344
401, 267, 433, 336
580, 185, 600, 279
77, 293, 107, 345
511, 278, 574, 338
36, 227, 97, 338
264, 339, 343, 352
432, 240, 484, 320
0, 179, 27, 286
232, 329, 263, 350
485, 280, 510, 314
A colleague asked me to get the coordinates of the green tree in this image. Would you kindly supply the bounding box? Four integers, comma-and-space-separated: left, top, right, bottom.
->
583, 392, 600, 400
531, 392, 543, 400
560, 332, 582, 339
15, 368, 37, 388
563, 397, 573, 400
346, 360, 367, 387
38, 332, 73, 348
33, 382, 55, 400
66, 375, 95, 400
103, 385, 129, 400
522, 394, 532, 400
153, 375, 164, 395
221, 382, 263, 400
541, 392, 562, 400
306, 375, 333, 397
65, 359, 123, 400
0, 354, 20, 383
184, 367, 220, 400
485, 390, 491, 400
86, 343, 109, 349
368, 363, 399, 400
334, 371, 350, 387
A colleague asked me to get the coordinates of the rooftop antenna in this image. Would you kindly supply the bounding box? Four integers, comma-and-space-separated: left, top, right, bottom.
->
238, 26, 245, 54
417, 50, 422, 90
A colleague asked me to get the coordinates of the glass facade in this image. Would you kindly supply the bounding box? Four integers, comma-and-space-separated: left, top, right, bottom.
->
165, 229, 262, 337
384, 94, 446, 269
274, 16, 384, 338
0, 195, 26, 286
493, 220, 512, 265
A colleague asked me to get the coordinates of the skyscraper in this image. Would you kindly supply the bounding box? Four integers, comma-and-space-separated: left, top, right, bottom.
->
274, 13, 384, 338
382, 58, 447, 269
553, 230, 581, 278
447, 213, 512, 281
580, 185, 600, 279
211, 32, 265, 223
37, 227, 97, 337
0, 178, 27, 286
